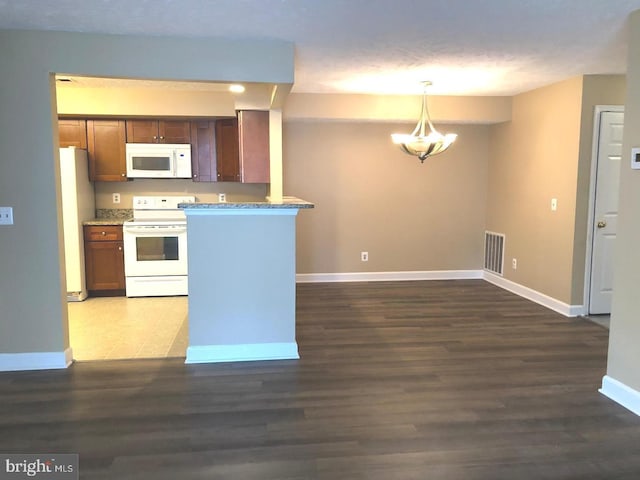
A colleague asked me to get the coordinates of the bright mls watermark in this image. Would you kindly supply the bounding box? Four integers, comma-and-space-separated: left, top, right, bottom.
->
0, 455, 78, 479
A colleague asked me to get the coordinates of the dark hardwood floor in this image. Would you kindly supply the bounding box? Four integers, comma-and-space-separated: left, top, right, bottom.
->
1, 280, 639, 479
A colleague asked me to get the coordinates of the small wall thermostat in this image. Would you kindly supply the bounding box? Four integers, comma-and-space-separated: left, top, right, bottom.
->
632, 147, 640, 170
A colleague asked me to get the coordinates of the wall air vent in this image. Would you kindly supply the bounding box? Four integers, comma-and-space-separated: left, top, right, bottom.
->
484, 231, 505, 276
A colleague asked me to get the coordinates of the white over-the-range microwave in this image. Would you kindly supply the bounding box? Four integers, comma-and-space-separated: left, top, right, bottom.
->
125, 143, 192, 178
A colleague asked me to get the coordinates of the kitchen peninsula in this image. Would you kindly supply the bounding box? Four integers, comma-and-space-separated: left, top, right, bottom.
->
180, 196, 313, 364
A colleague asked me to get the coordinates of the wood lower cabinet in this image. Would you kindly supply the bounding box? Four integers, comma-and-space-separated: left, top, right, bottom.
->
58, 119, 87, 148
126, 120, 191, 144
86, 120, 127, 182
84, 225, 125, 296
238, 110, 270, 183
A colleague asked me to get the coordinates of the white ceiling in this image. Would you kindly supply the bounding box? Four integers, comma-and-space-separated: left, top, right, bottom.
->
3, 0, 640, 96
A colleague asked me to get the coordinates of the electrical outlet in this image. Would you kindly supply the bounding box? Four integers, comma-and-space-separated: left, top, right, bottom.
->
112, 193, 121, 204
551, 198, 557, 211
218, 193, 227, 203
0, 207, 13, 225
512, 258, 517, 270
361, 251, 369, 262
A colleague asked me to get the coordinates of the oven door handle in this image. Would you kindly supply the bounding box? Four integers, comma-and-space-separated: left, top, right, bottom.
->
124, 226, 187, 235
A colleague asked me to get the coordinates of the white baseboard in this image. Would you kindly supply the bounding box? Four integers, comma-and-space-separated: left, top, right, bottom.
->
600, 375, 640, 416
185, 342, 299, 364
296, 270, 484, 283
483, 272, 583, 317
0, 348, 73, 372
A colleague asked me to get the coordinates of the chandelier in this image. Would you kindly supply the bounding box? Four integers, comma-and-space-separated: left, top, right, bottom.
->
391, 81, 457, 163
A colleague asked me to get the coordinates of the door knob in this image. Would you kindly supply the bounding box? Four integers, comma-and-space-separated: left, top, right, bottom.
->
597, 221, 607, 229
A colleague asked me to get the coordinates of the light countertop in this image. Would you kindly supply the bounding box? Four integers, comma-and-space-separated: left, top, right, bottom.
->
83, 219, 128, 226
179, 196, 314, 210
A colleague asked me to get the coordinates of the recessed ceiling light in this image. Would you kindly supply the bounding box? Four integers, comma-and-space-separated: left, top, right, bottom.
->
229, 84, 245, 93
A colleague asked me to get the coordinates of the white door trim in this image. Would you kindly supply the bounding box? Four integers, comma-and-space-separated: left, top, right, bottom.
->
582, 105, 624, 315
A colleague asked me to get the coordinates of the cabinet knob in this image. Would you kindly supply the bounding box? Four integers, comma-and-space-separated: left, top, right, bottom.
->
193, 174, 197, 178
159, 136, 165, 140
121, 173, 126, 177
153, 135, 157, 140
118, 246, 123, 251
217, 173, 221, 178
101, 231, 106, 236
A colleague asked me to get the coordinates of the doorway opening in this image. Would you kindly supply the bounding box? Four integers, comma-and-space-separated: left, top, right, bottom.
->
55, 75, 190, 362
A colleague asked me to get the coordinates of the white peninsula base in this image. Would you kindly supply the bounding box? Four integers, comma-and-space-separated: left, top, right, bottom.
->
181, 198, 313, 364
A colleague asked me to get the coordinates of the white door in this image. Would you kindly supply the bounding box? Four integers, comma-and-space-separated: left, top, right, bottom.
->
589, 110, 624, 314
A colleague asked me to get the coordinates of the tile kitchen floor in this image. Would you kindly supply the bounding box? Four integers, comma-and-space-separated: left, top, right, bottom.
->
67, 296, 188, 361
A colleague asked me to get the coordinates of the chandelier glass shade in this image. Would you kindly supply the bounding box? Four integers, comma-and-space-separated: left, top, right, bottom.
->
391, 81, 457, 163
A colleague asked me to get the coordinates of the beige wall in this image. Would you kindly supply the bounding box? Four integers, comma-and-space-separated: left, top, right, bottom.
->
572, 75, 626, 304
0, 29, 293, 356
284, 93, 512, 124
284, 121, 488, 274
486, 77, 584, 304
607, 11, 640, 392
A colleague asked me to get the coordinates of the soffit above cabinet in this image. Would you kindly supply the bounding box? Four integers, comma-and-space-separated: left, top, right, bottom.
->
55, 75, 283, 116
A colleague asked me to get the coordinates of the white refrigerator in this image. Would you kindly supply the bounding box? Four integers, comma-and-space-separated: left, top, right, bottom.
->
60, 147, 95, 301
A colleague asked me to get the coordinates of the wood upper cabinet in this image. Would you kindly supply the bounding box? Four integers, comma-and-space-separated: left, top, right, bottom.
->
58, 119, 87, 148
216, 118, 240, 182
190, 120, 216, 182
190, 118, 240, 183
86, 120, 127, 182
126, 119, 191, 144
238, 110, 270, 183
84, 225, 125, 295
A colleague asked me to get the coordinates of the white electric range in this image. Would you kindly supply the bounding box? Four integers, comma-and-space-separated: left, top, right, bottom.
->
123, 196, 195, 297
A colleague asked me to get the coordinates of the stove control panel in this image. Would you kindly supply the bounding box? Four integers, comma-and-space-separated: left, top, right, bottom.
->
133, 196, 196, 210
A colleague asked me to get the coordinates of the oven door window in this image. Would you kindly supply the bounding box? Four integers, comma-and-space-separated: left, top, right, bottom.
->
136, 236, 179, 261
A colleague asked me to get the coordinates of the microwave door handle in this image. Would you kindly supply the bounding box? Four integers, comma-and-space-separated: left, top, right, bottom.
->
172, 150, 177, 175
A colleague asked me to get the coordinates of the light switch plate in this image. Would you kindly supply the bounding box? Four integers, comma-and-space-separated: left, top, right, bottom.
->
632, 147, 640, 170
0, 206, 14, 225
